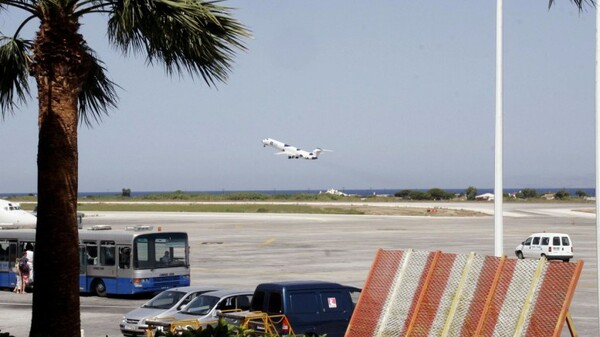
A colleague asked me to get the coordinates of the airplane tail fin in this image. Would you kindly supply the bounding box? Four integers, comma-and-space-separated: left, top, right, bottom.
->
314, 148, 332, 157
313, 148, 333, 158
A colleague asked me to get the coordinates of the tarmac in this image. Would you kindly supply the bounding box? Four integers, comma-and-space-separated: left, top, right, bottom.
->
0, 202, 597, 336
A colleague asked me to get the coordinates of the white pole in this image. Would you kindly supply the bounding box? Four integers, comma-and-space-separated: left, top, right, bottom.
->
595, 1, 600, 331
495, 0, 504, 258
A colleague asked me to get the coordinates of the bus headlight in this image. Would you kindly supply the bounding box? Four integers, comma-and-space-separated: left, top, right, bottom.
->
133, 278, 149, 287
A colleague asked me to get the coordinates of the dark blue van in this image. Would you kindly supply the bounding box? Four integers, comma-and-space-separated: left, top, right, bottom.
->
249, 281, 361, 337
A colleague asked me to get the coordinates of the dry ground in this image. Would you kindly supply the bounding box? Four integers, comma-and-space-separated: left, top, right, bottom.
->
332, 205, 487, 216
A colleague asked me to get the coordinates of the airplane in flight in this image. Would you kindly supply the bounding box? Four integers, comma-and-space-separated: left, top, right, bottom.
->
0, 199, 37, 226
262, 138, 330, 160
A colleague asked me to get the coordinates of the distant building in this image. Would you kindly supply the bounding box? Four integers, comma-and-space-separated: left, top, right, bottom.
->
475, 193, 494, 201
320, 188, 348, 197
540, 193, 555, 200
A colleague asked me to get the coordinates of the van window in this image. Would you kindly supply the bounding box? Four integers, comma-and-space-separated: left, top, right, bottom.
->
290, 292, 319, 314
562, 237, 570, 246
523, 237, 532, 246
251, 291, 264, 311
541, 237, 550, 246
552, 237, 561, 246
268, 292, 282, 313
532, 237, 540, 245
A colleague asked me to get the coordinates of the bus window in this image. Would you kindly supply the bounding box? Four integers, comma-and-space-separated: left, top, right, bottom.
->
100, 241, 115, 266
84, 241, 98, 265
134, 233, 188, 269
0, 242, 8, 262
155, 238, 169, 264
119, 247, 131, 269
79, 246, 87, 274
134, 238, 149, 269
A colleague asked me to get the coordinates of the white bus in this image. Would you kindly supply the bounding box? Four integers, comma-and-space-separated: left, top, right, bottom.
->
0, 226, 190, 296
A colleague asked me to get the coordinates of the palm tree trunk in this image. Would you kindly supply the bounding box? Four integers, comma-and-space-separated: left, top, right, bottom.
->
30, 12, 87, 337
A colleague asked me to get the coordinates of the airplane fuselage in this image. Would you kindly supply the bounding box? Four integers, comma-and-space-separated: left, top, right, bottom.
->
0, 199, 37, 225
262, 138, 323, 160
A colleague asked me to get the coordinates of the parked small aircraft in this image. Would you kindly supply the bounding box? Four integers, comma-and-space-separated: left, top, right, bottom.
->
0, 199, 37, 225
262, 138, 330, 160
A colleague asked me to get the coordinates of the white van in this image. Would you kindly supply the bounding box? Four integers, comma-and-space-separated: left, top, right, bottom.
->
515, 233, 573, 262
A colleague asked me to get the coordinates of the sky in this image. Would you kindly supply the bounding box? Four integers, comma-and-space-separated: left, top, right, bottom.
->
0, 1, 596, 194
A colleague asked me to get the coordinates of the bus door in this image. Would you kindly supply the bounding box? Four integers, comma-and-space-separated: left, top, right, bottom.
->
0, 240, 17, 288
83, 240, 112, 294
79, 245, 88, 292
92, 240, 117, 294
117, 245, 132, 292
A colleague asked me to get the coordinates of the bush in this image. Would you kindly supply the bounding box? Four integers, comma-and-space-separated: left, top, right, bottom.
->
465, 186, 478, 200
554, 189, 570, 200
154, 319, 243, 337
516, 188, 538, 199
395, 190, 413, 198
427, 188, 454, 200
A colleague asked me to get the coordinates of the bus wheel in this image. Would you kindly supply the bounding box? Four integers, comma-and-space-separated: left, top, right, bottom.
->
93, 280, 107, 297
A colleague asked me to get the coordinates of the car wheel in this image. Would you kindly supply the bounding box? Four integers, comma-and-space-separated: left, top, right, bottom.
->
93, 279, 107, 297
516, 251, 524, 259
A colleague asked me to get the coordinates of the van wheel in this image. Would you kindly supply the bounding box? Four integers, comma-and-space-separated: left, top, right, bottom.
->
564, 258, 570, 263
541, 254, 547, 260
516, 251, 524, 259
93, 280, 107, 297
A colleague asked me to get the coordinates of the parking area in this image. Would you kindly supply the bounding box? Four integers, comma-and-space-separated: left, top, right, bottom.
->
0, 204, 597, 336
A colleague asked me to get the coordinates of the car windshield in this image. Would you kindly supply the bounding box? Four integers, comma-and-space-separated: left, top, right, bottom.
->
143, 290, 185, 309
181, 295, 219, 315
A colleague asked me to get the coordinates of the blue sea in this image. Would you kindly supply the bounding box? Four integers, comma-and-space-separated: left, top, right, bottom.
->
83, 187, 596, 197
3, 187, 595, 198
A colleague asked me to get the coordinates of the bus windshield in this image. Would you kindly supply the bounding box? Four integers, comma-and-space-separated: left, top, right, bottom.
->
133, 233, 188, 269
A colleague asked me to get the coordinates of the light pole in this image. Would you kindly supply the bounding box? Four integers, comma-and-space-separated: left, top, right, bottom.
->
494, 0, 504, 258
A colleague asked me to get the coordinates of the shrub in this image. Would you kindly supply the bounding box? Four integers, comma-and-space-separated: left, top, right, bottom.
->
554, 189, 570, 200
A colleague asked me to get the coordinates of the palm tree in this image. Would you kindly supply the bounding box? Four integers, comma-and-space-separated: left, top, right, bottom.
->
0, 0, 249, 335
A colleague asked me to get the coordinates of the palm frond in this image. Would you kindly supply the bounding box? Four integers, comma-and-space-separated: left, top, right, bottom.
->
548, 0, 595, 10
0, 0, 39, 16
0, 36, 32, 117
106, 0, 251, 86
78, 44, 120, 127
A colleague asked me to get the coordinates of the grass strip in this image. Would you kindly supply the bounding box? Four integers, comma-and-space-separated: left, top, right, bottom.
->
74, 203, 366, 215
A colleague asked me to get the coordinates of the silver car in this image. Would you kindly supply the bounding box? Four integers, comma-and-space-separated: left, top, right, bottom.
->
120, 286, 220, 336
147, 289, 253, 334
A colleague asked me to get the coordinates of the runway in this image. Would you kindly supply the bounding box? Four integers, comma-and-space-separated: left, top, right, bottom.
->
0, 203, 597, 336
